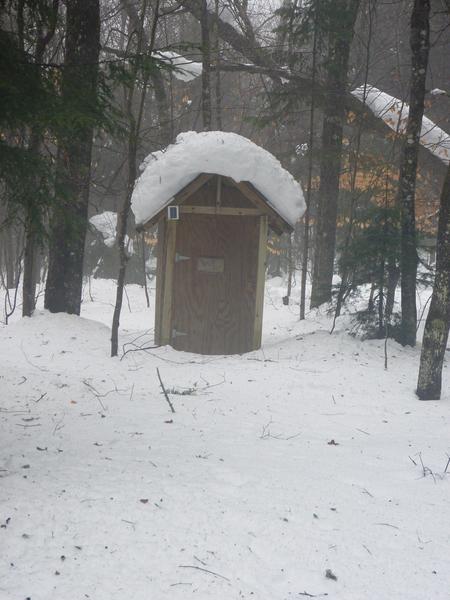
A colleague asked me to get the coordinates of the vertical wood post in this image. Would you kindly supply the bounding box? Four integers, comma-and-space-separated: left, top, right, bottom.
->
253, 215, 268, 349
154, 219, 166, 344
160, 219, 177, 345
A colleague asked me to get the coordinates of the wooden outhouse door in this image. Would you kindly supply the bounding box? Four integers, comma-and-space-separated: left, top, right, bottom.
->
170, 213, 260, 354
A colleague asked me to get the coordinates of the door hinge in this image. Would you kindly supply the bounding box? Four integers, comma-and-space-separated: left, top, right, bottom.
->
172, 328, 188, 339
175, 253, 190, 263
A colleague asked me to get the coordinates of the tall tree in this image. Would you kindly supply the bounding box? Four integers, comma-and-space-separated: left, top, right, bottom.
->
397, 0, 430, 346
110, 0, 160, 357
310, 0, 360, 308
200, 0, 212, 130
44, 0, 100, 314
416, 162, 450, 400
300, 3, 318, 320
23, 0, 59, 317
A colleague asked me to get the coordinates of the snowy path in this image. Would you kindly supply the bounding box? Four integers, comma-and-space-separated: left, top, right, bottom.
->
0, 280, 449, 600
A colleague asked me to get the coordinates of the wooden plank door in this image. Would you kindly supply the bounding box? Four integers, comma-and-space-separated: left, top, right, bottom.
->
171, 213, 259, 354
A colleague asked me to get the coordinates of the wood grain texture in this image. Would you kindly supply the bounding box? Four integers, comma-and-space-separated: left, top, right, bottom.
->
171, 213, 259, 354
142, 173, 214, 228
154, 219, 166, 345
232, 180, 292, 234
253, 216, 268, 348
181, 206, 262, 216
160, 220, 177, 345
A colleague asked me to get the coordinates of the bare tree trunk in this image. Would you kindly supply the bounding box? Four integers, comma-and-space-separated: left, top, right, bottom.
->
3, 226, 17, 289
22, 8, 58, 317
385, 262, 400, 322
22, 227, 37, 316
416, 163, 450, 400
110, 130, 137, 356
111, 0, 159, 357
398, 0, 430, 346
121, 0, 171, 147
22, 129, 42, 317
310, 0, 360, 309
44, 0, 100, 314
300, 5, 318, 320
213, 0, 223, 130
151, 69, 171, 146
200, 0, 212, 131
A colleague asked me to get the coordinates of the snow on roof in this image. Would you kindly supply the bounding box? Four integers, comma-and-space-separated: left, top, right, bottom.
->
89, 211, 134, 254
153, 51, 202, 82
90, 211, 117, 247
131, 131, 305, 228
351, 85, 450, 165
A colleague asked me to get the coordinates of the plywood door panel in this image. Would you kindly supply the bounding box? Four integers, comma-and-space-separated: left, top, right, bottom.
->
171, 214, 259, 354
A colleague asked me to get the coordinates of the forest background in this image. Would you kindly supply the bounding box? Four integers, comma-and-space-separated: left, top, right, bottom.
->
0, 0, 449, 397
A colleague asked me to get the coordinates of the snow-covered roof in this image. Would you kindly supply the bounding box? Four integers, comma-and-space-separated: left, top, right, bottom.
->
153, 51, 202, 82
89, 211, 134, 254
351, 85, 450, 165
90, 211, 117, 247
131, 131, 305, 228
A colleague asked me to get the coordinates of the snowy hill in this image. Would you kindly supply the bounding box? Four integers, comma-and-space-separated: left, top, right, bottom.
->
0, 279, 449, 600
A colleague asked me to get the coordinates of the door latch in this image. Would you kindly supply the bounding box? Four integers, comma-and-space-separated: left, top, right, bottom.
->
172, 328, 188, 339
175, 253, 190, 263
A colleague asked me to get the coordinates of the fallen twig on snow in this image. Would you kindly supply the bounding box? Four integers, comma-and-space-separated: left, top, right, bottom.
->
260, 419, 301, 441
178, 565, 230, 581
156, 368, 175, 413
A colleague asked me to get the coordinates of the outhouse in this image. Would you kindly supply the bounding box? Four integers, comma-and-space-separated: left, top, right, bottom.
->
132, 131, 305, 355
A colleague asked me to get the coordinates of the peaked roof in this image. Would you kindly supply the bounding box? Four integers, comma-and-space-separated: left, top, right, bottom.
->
131, 131, 306, 230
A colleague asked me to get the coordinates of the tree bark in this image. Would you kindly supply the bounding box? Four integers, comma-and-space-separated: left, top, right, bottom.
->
300, 6, 318, 320
110, 131, 137, 356
111, 0, 159, 357
385, 262, 400, 322
44, 0, 100, 314
200, 0, 212, 131
178, 0, 445, 173
22, 5, 59, 317
416, 163, 450, 400
22, 129, 42, 317
213, 0, 223, 130
398, 0, 430, 346
310, 0, 360, 308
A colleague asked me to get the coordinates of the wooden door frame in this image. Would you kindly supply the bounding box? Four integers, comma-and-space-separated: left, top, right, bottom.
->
156, 213, 268, 352
253, 215, 268, 349
155, 218, 177, 345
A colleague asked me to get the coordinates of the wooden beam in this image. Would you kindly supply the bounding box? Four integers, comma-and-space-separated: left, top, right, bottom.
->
154, 219, 166, 345
216, 174, 222, 207
225, 178, 293, 235
141, 173, 215, 229
253, 215, 268, 349
160, 219, 177, 345
180, 205, 263, 216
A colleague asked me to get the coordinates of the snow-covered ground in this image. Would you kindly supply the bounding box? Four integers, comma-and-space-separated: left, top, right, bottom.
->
0, 278, 449, 600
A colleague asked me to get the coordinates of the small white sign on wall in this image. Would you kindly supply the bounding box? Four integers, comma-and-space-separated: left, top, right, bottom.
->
167, 205, 180, 220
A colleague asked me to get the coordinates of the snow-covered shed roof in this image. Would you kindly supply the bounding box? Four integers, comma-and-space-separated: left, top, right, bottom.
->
351, 85, 450, 165
131, 131, 305, 230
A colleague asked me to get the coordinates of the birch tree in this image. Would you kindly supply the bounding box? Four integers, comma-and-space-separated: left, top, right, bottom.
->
416, 163, 450, 400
